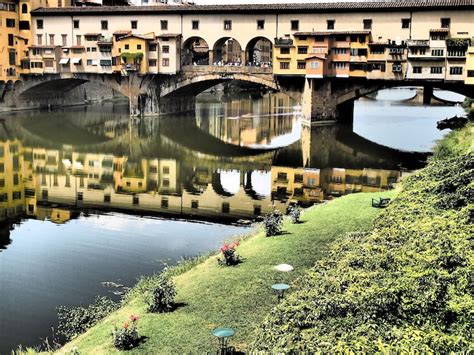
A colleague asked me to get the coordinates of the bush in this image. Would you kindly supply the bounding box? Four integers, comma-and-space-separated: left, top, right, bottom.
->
218, 242, 241, 266
263, 209, 283, 236
145, 274, 176, 313
57, 296, 119, 341
112, 315, 140, 350
251, 127, 474, 353
288, 204, 301, 224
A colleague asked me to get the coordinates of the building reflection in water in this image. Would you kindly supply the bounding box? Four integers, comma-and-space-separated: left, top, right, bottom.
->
0, 95, 427, 248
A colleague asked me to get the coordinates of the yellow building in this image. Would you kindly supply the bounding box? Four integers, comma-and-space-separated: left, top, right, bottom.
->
465, 45, 474, 85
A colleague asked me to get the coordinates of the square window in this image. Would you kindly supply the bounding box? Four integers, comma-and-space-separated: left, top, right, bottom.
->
162, 46, 169, 54
131, 20, 137, 29
161, 20, 168, 30
137, 44, 142, 50
327, 19, 335, 30
101, 20, 108, 30
297, 61, 306, 69
191, 200, 198, 209
224, 20, 232, 30
363, 19, 372, 30
6, 19, 15, 28
280, 47, 290, 55
291, 20, 299, 31
104, 195, 111, 203
297, 46, 307, 54
253, 205, 261, 215
257, 20, 265, 30
280, 62, 290, 69
441, 18, 451, 28
161, 198, 168, 208
192, 20, 199, 30
37, 19, 43, 29
402, 18, 411, 29
413, 66, 422, 74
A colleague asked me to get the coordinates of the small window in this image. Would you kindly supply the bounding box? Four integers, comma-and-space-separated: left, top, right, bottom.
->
280, 62, 290, 69
161, 20, 168, 30
62, 34, 67, 46
6, 18, 15, 28
162, 178, 170, 188
8, 34, 14, 46
133, 196, 139, 205
449, 66, 463, 75
73, 20, 79, 29
77, 192, 83, 201
104, 195, 111, 203
161, 198, 168, 208
413, 66, 422, 74
297, 46, 307, 54
291, 20, 299, 31
224, 20, 232, 30
257, 20, 265, 30
297, 61, 306, 69
192, 20, 199, 30
37, 19, 43, 29
162, 45, 169, 54
467, 70, 474, 77
430, 66, 443, 74
162, 58, 169, 67
22, 4, 28, 13
253, 205, 261, 216
327, 19, 335, 30
402, 18, 411, 29
222, 202, 230, 213
131, 20, 137, 29
280, 47, 290, 55
363, 19, 372, 30
137, 44, 142, 50
101, 20, 108, 30
148, 59, 157, 66
49, 34, 54, 45
441, 18, 451, 28
191, 200, 199, 209
125, 44, 129, 50
37, 34, 43, 45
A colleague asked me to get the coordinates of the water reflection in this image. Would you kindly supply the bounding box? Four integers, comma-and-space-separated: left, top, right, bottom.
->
0, 95, 427, 235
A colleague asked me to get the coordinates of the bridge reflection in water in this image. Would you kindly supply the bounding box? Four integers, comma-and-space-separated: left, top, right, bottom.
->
0, 93, 427, 244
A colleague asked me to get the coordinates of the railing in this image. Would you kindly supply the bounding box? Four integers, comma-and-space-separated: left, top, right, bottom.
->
182, 65, 273, 74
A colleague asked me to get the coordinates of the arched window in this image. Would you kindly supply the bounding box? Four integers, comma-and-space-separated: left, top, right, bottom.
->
21, 3, 28, 13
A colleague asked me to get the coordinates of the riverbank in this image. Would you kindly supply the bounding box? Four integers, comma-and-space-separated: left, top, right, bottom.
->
55, 190, 397, 354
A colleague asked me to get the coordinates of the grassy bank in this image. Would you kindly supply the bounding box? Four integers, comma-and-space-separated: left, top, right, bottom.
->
57, 190, 396, 354
252, 125, 473, 353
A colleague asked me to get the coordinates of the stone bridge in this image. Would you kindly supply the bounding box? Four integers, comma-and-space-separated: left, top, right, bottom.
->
4, 67, 474, 123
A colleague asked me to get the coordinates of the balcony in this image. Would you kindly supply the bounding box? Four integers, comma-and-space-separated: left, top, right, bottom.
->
182, 65, 273, 75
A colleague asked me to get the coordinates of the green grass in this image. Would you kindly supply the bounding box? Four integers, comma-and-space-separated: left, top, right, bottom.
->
58, 190, 396, 354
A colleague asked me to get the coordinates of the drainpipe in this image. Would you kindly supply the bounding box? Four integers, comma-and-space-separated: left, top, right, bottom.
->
276, 13, 279, 39
409, 11, 412, 40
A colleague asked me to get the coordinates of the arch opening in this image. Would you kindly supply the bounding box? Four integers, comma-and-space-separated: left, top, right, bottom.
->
245, 37, 273, 67
182, 36, 210, 66
212, 37, 243, 65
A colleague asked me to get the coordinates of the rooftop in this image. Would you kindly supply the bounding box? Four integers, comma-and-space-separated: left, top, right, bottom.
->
31, 0, 474, 16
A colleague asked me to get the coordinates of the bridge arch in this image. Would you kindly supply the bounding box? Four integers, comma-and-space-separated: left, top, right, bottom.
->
212, 37, 243, 65
182, 36, 210, 66
244, 36, 273, 66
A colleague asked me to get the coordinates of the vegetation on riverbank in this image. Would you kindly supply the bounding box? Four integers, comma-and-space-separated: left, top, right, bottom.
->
57, 191, 396, 353
252, 124, 473, 352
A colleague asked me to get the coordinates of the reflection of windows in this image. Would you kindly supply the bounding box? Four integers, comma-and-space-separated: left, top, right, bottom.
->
149, 166, 157, 173
0, 179, 4, 188
277, 172, 288, 181
77, 192, 83, 201
13, 191, 21, 200
162, 178, 170, 188
0, 193, 7, 202
294, 188, 304, 197
133, 196, 139, 205
294, 174, 303, 183
163, 166, 170, 175
104, 195, 111, 203
222, 202, 230, 213
42, 190, 48, 200
254, 205, 261, 215
307, 178, 317, 186
191, 200, 198, 209
13, 174, 19, 185
161, 198, 168, 208
0, 163, 3, 173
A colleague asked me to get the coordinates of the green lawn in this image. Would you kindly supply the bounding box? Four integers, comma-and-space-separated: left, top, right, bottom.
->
59, 190, 397, 354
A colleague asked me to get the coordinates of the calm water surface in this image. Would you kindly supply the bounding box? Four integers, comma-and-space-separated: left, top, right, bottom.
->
0, 89, 464, 352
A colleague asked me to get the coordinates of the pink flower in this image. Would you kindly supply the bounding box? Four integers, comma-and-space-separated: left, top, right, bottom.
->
123, 322, 129, 329
130, 314, 139, 322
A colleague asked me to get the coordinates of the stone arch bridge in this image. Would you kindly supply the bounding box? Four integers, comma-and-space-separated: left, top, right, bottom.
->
5, 69, 474, 123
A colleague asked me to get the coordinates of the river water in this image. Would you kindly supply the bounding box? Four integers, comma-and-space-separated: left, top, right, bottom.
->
0, 88, 464, 352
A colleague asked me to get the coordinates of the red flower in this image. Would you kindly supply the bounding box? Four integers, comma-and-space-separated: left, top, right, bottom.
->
130, 314, 139, 322
123, 322, 129, 329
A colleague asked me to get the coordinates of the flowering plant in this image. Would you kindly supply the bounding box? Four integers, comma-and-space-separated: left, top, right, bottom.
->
219, 242, 241, 266
112, 314, 140, 350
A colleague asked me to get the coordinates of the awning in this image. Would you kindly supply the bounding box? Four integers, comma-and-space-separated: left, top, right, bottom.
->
71, 57, 82, 64
91, 60, 98, 66
59, 58, 70, 64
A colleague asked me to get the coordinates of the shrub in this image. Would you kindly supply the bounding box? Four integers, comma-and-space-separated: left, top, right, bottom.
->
218, 242, 241, 266
288, 204, 301, 224
145, 274, 176, 313
263, 209, 283, 236
112, 315, 140, 350
57, 296, 119, 341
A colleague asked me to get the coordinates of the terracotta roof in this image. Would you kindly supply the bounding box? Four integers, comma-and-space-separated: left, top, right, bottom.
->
295, 30, 371, 36
29, 45, 57, 49
113, 30, 132, 35
305, 55, 327, 61
69, 45, 85, 49
31, 1, 474, 16
118, 33, 154, 41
